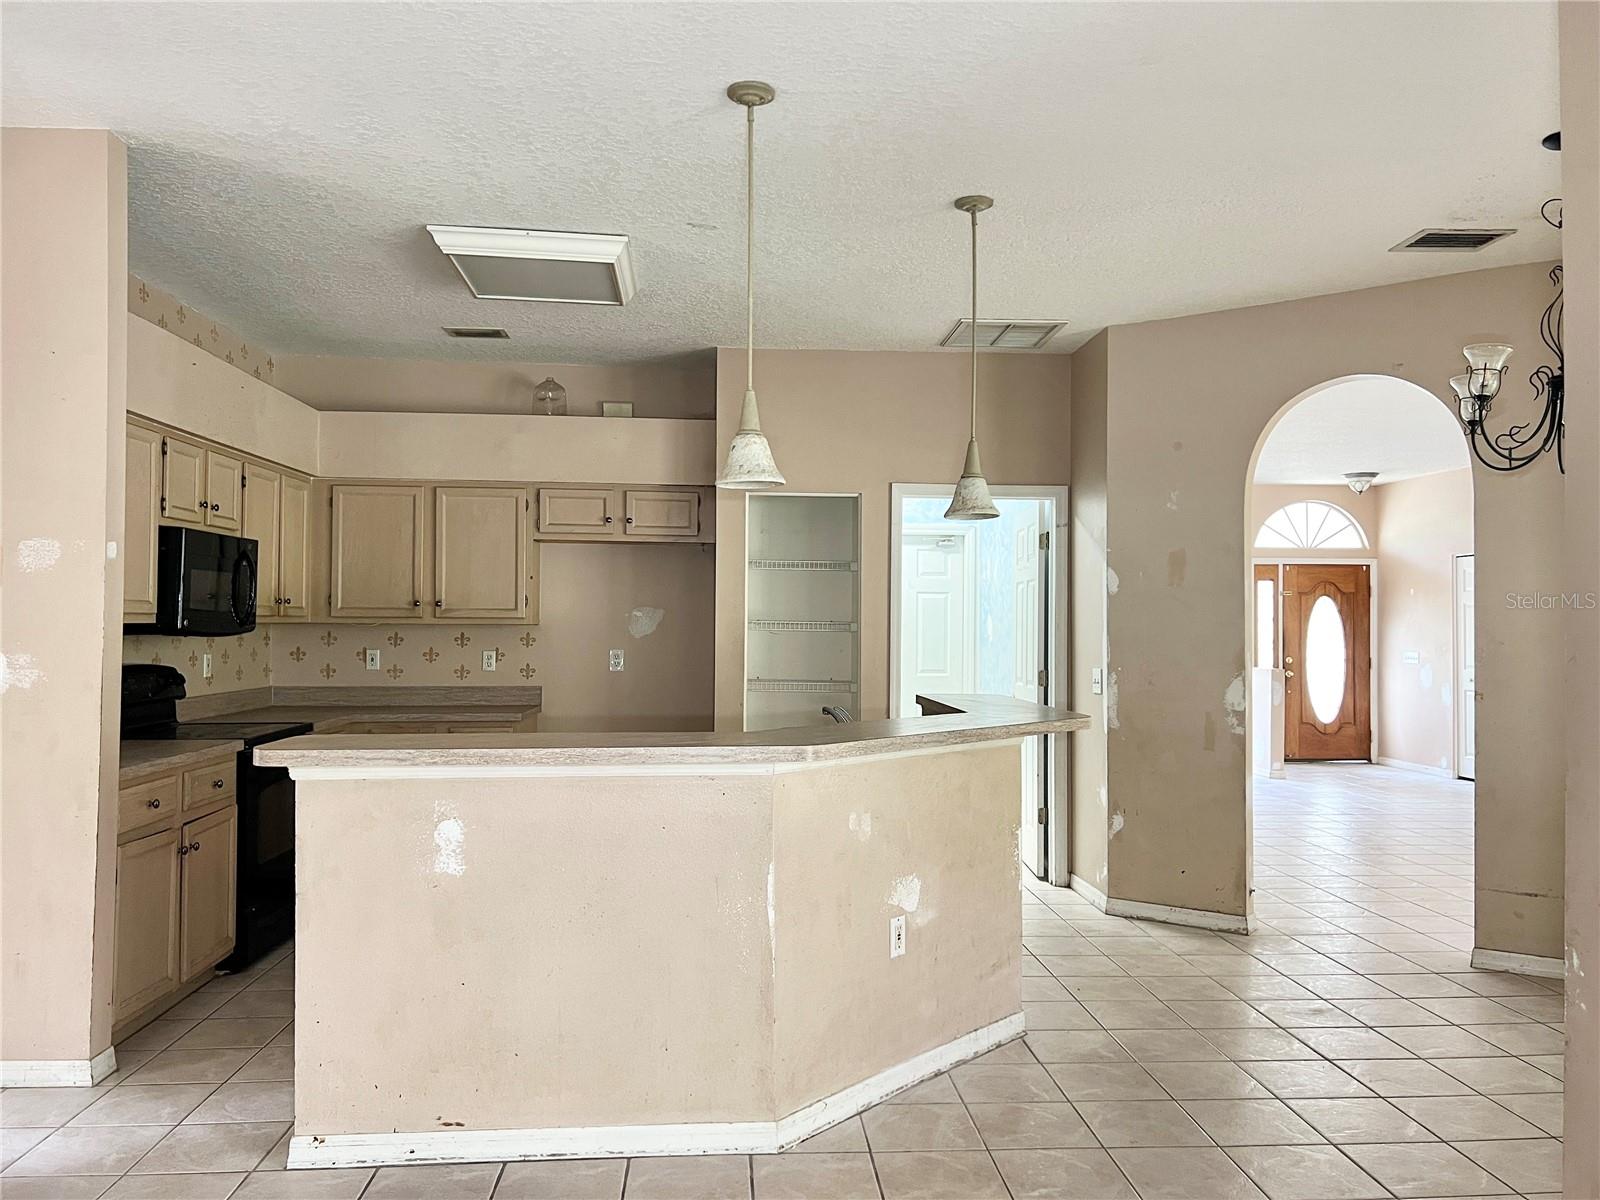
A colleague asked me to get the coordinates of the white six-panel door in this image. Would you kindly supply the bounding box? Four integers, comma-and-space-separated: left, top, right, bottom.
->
899, 533, 974, 717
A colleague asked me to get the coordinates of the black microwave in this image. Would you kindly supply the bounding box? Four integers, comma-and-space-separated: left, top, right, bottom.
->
127, 527, 258, 636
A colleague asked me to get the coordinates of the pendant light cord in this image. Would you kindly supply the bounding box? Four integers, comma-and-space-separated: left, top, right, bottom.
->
969, 205, 979, 440
746, 102, 756, 395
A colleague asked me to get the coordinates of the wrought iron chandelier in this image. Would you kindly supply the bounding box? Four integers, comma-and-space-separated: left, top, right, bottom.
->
1449, 138, 1565, 474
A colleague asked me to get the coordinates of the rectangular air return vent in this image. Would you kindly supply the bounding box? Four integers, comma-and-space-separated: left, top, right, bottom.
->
426, 226, 636, 305
442, 326, 509, 339
1391, 228, 1516, 252
939, 319, 1068, 350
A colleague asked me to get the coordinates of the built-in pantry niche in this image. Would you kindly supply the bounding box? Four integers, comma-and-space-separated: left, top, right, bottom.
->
744, 493, 861, 732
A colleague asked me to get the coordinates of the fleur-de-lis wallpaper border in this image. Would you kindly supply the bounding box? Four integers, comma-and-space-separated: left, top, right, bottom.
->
273, 625, 539, 687
129, 274, 276, 385
123, 628, 272, 695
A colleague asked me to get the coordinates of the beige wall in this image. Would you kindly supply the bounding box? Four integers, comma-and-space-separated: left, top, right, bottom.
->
124, 628, 273, 698
1, 129, 128, 1066
1078, 263, 1564, 953
713, 349, 1072, 730
269, 544, 714, 731
1373, 470, 1473, 773
275, 352, 714, 420
1559, 2, 1599, 1193
1068, 332, 1110, 893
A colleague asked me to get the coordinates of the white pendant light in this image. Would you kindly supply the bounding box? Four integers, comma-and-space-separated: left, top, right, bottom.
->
945, 195, 1000, 521
716, 81, 785, 491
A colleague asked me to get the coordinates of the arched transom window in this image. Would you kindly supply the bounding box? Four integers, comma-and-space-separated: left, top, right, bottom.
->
1254, 501, 1368, 551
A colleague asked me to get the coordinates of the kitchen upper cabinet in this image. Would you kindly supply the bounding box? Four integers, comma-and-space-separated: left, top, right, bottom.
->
113, 827, 182, 1023
434, 486, 530, 621
161, 435, 207, 525
330, 484, 427, 619
538, 487, 615, 535
278, 473, 311, 619
125, 422, 163, 619
625, 489, 700, 539
242, 461, 281, 619
179, 804, 238, 982
203, 449, 243, 532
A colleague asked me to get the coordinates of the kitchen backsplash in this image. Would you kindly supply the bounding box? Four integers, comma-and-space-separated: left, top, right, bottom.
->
123, 628, 273, 694
270, 626, 539, 687
128, 273, 277, 386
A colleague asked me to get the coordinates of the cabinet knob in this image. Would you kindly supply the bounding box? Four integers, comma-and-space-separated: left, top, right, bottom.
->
284, 596, 292, 605
178, 844, 189, 856
434, 599, 443, 608
604, 515, 613, 524
147, 798, 161, 809
190, 840, 201, 852
212, 779, 225, 789
626, 516, 634, 525
413, 599, 421, 607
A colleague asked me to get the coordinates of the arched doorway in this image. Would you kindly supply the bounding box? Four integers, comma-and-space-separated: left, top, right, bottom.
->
1245, 374, 1474, 925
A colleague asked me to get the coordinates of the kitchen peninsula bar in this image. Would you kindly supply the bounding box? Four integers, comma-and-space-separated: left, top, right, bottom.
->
256, 696, 1088, 1169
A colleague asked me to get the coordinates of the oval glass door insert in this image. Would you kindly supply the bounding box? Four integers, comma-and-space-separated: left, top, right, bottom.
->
1305, 594, 1347, 725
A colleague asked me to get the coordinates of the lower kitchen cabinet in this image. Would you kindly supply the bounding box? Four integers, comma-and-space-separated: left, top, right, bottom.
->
112, 752, 239, 1036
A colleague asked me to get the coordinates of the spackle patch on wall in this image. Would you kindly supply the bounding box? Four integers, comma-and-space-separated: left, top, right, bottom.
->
886, 874, 922, 913
1110, 811, 1125, 838
15, 538, 61, 573
1105, 671, 1120, 729
430, 802, 466, 877
0, 653, 44, 692
1106, 567, 1120, 596
1223, 672, 1247, 735
627, 607, 665, 638
849, 811, 873, 842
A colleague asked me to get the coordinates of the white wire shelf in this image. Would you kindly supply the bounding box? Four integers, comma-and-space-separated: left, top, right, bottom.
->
746, 678, 859, 694
747, 619, 859, 633
748, 559, 859, 572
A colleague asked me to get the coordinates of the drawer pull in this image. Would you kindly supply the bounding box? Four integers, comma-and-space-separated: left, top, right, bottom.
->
147, 798, 161, 809
212, 779, 225, 789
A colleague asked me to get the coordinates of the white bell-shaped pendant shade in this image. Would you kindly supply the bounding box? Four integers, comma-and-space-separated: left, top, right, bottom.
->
944, 438, 999, 520
716, 388, 785, 490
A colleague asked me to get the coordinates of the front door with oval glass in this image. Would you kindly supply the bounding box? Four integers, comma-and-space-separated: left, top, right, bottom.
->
1282, 563, 1371, 761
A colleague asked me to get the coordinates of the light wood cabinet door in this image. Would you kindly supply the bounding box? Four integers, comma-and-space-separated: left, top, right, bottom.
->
435, 486, 528, 620
179, 804, 237, 981
203, 450, 243, 532
242, 461, 281, 618
124, 423, 164, 619
537, 487, 616, 535
113, 827, 182, 1022
330, 484, 426, 619
624, 489, 700, 538
162, 435, 207, 526
277, 473, 312, 619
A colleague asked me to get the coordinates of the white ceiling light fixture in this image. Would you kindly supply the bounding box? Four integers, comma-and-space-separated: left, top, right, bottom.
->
425, 225, 637, 305
1343, 471, 1378, 494
715, 80, 785, 491
944, 195, 1000, 521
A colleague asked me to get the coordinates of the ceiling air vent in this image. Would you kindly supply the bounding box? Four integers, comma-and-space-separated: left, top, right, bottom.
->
1391, 228, 1516, 252
442, 326, 509, 339
939, 319, 1068, 350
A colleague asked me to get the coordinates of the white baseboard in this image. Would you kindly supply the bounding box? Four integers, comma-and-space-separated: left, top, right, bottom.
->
1068, 875, 1108, 910
1376, 757, 1454, 778
1, 1046, 117, 1087
1068, 876, 1250, 934
1470, 947, 1565, 979
287, 1011, 1025, 1169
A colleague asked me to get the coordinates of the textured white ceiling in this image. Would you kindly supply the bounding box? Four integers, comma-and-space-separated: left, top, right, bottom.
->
1, 2, 1562, 365
1254, 376, 1471, 485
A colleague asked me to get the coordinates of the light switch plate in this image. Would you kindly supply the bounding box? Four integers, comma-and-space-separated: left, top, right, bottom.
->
202, 653, 213, 680
365, 649, 381, 670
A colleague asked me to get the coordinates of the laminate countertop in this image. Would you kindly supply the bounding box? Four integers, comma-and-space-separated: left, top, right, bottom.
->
216, 703, 541, 731
120, 739, 245, 785
255, 694, 1088, 772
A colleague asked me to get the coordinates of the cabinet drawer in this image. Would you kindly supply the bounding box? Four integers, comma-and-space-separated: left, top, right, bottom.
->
119, 775, 180, 837
183, 760, 236, 812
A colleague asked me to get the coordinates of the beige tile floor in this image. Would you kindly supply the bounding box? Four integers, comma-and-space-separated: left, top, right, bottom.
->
2, 764, 1565, 1199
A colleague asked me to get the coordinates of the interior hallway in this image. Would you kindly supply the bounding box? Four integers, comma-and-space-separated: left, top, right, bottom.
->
0, 767, 1565, 1199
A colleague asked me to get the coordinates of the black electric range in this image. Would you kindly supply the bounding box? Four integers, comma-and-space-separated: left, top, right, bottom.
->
122, 666, 310, 972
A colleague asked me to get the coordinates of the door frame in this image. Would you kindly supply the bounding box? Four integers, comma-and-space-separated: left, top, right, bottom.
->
889, 483, 1070, 881
1250, 555, 1379, 763
1453, 553, 1475, 781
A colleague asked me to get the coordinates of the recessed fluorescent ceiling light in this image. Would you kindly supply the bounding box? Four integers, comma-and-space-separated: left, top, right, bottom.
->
425, 225, 637, 305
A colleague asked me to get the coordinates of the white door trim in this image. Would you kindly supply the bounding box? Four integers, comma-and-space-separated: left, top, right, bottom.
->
1454, 553, 1476, 781
889, 484, 1069, 882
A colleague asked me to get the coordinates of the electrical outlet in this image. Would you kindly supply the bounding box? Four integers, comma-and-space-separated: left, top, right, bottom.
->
365, 649, 381, 671
608, 648, 624, 672
201, 653, 213, 680
1091, 667, 1104, 696
889, 915, 907, 959
482, 650, 497, 672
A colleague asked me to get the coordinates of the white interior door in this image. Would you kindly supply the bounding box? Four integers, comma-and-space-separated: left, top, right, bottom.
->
899, 532, 974, 716
1013, 504, 1047, 879
1455, 554, 1476, 780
